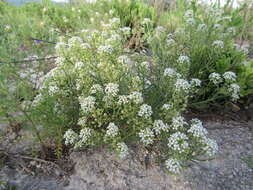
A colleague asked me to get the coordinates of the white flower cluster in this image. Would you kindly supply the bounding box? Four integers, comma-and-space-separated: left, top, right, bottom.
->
97, 45, 113, 54
197, 24, 207, 31
117, 95, 129, 105
166, 38, 176, 46
138, 104, 153, 119
190, 78, 201, 87
174, 79, 191, 92
64, 129, 78, 145
209, 72, 223, 85
139, 128, 154, 145
78, 117, 87, 127
109, 17, 120, 25
75, 61, 85, 69
186, 18, 195, 25
202, 137, 218, 156
212, 40, 224, 48
177, 55, 190, 64
105, 83, 119, 97
105, 122, 119, 137
168, 132, 189, 153
171, 116, 187, 130
164, 68, 176, 77
140, 61, 150, 70
161, 103, 171, 111
117, 142, 129, 159
90, 84, 103, 94
68, 36, 83, 47
128, 91, 143, 104
79, 96, 96, 113
228, 83, 240, 101
153, 120, 169, 135
78, 128, 93, 146
117, 55, 132, 64
119, 27, 131, 35
223, 71, 236, 82
48, 82, 59, 96
184, 10, 194, 18
188, 119, 208, 138
165, 158, 182, 174
155, 26, 166, 35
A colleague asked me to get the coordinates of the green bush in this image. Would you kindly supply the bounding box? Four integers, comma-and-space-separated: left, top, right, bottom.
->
148, 2, 253, 109
31, 14, 218, 174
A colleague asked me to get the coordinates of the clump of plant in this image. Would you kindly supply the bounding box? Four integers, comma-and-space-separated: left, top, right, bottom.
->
32, 16, 218, 174
148, 2, 252, 109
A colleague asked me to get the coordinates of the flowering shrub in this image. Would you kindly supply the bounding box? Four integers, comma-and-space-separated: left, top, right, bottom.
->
31, 14, 219, 174
148, 4, 251, 108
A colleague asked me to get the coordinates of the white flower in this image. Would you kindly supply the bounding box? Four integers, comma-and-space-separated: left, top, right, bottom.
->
184, 10, 194, 18
144, 79, 152, 89
109, 17, 120, 25
111, 34, 121, 41
155, 26, 165, 34
68, 36, 83, 47
174, 79, 191, 92
79, 128, 93, 144
202, 137, 218, 156
105, 122, 119, 137
139, 128, 154, 145
188, 119, 208, 138
177, 55, 190, 64
97, 45, 113, 54
168, 132, 189, 153
78, 117, 87, 127
138, 104, 153, 119
117, 142, 129, 159
228, 83, 240, 101
164, 68, 176, 77
48, 82, 59, 96
119, 27, 131, 35
209, 72, 222, 85
102, 96, 113, 105
186, 18, 195, 25
128, 91, 143, 104
190, 78, 201, 87
142, 18, 151, 25
32, 93, 43, 106
214, 24, 222, 30
166, 38, 176, 46
153, 120, 169, 135
117, 55, 132, 64
80, 43, 91, 49
212, 40, 224, 48
197, 24, 207, 31
223, 71, 236, 82
165, 158, 182, 174
90, 84, 103, 94
161, 104, 171, 111
117, 95, 129, 105
140, 61, 150, 70
75, 61, 85, 69
64, 129, 78, 145
171, 116, 187, 130
79, 96, 96, 113
105, 83, 119, 97
227, 27, 236, 35
55, 57, 65, 66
